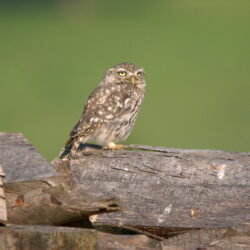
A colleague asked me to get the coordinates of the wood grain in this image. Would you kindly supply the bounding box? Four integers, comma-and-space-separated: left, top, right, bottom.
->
0, 133, 58, 184
66, 145, 250, 236
0, 133, 119, 225
1, 132, 250, 248
0, 225, 162, 250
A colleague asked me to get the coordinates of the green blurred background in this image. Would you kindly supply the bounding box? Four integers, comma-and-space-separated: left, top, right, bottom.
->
0, 0, 249, 161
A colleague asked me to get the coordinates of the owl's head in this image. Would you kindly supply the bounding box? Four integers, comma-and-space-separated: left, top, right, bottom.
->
102, 62, 145, 87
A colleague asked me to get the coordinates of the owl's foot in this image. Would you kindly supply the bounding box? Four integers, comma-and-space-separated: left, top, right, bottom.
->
103, 142, 128, 150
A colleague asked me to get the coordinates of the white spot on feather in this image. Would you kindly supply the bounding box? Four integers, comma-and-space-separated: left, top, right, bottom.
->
117, 102, 123, 108
90, 117, 99, 123
106, 114, 113, 119
124, 98, 130, 105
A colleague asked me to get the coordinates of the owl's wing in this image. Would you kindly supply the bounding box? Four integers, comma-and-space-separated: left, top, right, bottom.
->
69, 83, 140, 140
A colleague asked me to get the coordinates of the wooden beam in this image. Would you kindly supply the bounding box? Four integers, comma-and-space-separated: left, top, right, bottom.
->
61, 144, 250, 236
0, 225, 162, 250
6, 184, 119, 225
0, 132, 58, 184
0, 133, 120, 225
162, 225, 250, 250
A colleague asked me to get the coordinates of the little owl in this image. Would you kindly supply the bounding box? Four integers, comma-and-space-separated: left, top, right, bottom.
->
61, 62, 146, 159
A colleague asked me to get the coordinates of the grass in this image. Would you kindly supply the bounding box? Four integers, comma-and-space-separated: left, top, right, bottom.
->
0, 0, 250, 160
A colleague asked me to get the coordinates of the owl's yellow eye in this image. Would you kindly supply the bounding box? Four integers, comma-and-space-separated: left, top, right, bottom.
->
118, 71, 127, 77
137, 71, 142, 77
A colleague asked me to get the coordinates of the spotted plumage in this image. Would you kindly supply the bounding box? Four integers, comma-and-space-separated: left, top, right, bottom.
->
61, 62, 146, 159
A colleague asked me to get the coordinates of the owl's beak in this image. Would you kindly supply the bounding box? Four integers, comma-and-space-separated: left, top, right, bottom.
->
131, 76, 136, 85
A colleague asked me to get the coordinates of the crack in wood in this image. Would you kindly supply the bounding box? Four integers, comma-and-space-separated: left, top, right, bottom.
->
111, 167, 135, 174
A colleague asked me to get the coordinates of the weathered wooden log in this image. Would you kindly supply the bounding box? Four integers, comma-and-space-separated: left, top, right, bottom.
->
0, 132, 58, 185
0, 133, 119, 225
1, 225, 249, 250
1, 132, 250, 248
0, 132, 63, 195
6, 184, 119, 225
59, 144, 250, 237
0, 164, 7, 224
162, 225, 250, 250
0, 225, 162, 250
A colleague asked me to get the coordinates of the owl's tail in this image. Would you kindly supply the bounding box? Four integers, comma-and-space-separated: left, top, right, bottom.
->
68, 137, 82, 159
65, 137, 74, 149
59, 137, 80, 159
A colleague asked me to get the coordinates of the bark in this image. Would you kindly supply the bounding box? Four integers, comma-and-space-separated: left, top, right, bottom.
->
1, 132, 250, 248
0, 133, 119, 225
6, 184, 119, 225
0, 133, 58, 184
63, 144, 250, 237
0, 225, 162, 250
161, 225, 250, 250
1, 224, 249, 250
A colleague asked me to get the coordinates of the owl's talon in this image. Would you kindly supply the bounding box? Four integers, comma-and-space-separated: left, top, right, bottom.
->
103, 143, 128, 150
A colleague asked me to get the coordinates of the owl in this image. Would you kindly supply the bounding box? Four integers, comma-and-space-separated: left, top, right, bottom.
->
61, 62, 146, 159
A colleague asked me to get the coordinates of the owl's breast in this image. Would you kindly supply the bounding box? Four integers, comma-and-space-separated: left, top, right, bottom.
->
86, 83, 145, 145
